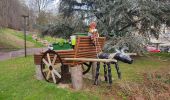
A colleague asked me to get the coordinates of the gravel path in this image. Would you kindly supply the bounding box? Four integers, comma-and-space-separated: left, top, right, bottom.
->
0, 48, 47, 61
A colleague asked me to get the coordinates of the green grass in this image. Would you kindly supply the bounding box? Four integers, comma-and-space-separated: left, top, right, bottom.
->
150, 52, 170, 58
0, 28, 25, 49
0, 53, 169, 99
0, 28, 70, 52
0, 28, 44, 52
3, 28, 43, 47
0, 56, 98, 100
43, 36, 66, 44
85, 54, 170, 99
98, 53, 170, 83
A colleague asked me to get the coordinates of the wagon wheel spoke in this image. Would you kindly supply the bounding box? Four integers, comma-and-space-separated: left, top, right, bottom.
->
53, 63, 61, 69
42, 58, 50, 67
41, 50, 63, 84
52, 54, 57, 65
43, 68, 49, 72
52, 68, 61, 78
46, 71, 51, 80
51, 71, 56, 83
47, 53, 52, 65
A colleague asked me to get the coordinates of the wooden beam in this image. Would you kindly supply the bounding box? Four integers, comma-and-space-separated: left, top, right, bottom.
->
63, 58, 117, 63
70, 64, 83, 90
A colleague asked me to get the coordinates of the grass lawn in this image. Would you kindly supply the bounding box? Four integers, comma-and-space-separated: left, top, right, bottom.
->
0, 28, 67, 50
97, 53, 170, 82
0, 28, 43, 52
0, 53, 169, 100
3, 28, 44, 47
83, 53, 170, 99
0, 56, 98, 100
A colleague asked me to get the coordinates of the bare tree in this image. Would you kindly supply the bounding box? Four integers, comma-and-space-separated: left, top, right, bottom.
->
28, 0, 53, 13
27, 0, 54, 25
0, 0, 30, 29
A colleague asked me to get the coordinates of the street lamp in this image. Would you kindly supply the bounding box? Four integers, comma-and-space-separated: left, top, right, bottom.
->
22, 15, 29, 57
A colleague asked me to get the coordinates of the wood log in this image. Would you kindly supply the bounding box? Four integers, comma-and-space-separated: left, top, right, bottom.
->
92, 62, 97, 80
64, 58, 117, 63
70, 65, 83, 90
35, 65, 44, 80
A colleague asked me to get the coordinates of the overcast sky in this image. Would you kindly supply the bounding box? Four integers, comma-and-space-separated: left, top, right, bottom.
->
23, 0, 60, 14
46, 0, 60, 13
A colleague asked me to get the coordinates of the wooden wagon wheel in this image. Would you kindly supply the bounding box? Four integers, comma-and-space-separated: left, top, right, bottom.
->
41, 50, 63, 84
82, 62, 92, 75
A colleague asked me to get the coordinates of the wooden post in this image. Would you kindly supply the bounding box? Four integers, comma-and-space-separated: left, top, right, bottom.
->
22, 15, 29, 57
92, 62, 97, 80
61, 65, 71, 83
70, 65, 83, 90
35, 65, 44, 80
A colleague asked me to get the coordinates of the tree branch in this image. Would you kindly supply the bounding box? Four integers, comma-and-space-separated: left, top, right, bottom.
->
118, 18, 145, 32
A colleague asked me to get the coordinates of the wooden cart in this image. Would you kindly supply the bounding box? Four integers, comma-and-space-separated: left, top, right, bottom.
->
34, 36, 116, 89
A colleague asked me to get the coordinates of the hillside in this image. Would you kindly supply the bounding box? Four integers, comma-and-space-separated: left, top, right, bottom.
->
0, 28, 43, 52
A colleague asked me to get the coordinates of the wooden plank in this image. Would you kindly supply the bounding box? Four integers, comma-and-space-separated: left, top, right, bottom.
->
65, 37, 104, 63
77, 53, 98, 57
34, 53, 75, 65
79, 38, 104, 41
60, 55, 75, 57
77, 55, 99, 58
77, 51, 98, 55
79, 40, 104, 43
77, 55, 97, 58
64, 58, 117, 63
77, 36, 105, 40
78, 47, 102, 50
77, 53, 97, 57
34, 36, 106, 66
78, 49, 98, 52
35, 55, 74, 60
78, 43, 103, 46
73, 36, 81, 65
77, 54, 97, 57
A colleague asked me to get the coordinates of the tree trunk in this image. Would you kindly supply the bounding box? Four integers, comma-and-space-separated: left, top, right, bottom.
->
35, 65, 44, 80
70, 65, 83, 90
92, 62, 97, 80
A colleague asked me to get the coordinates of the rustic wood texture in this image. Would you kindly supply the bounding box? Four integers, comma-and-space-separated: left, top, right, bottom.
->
34, 50, 75, 65
64, 58, 117, 62
92, 62, 97, 80
35, 65, 44, 80
75, 37, 104, 59
70, 64, 83, 90
34, 36, 106, 66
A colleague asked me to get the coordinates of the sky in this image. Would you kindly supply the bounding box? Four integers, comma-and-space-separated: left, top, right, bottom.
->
46, 0, 60, 13
23, 0, 60, 14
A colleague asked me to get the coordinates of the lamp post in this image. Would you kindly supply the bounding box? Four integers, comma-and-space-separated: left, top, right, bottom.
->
22, 15, 29, 57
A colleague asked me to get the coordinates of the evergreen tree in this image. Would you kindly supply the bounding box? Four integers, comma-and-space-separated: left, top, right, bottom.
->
44, 0, 170, 53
